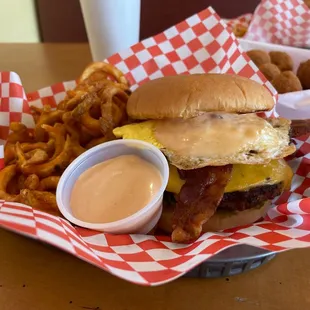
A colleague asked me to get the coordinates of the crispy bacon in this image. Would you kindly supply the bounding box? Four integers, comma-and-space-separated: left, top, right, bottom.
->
172, 165, 233, 243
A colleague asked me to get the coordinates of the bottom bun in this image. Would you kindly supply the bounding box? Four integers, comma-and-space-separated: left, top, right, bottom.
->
158, 202, 271, 233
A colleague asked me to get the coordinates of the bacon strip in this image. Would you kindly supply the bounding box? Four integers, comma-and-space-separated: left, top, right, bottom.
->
172, 165, 232, 243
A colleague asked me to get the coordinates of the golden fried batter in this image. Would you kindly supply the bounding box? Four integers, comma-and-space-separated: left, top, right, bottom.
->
297, 59, 310, 89
38, 176, 60, 191
247, 50, 271, 67
272, 71, 302, 94
259, 63, 281, 81
20, 189, 59, 216
34, 109, 64, 141
24, 174, 40, 190
0, 165, 20, 202
4, 61, 130, 215
270, 51, 293, 72
16, 135, 73, 178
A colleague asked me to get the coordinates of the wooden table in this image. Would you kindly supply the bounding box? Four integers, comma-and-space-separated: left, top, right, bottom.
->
0, 44, 309, 310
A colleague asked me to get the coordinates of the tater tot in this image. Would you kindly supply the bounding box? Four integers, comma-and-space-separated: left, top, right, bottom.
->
297, 59, 310, 89
247, 50, 271, 67
272, 71, 302, 94
259, 63, 281, 81
269, 51, 293, 72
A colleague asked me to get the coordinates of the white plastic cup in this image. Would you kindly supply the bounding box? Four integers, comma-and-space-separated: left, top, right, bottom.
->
56, 140, 169, 234
80, 0, 141, 61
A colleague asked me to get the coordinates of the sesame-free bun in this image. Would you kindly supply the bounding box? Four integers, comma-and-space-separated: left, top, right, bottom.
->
127, 74, 275, 120
158, 202, 271, 234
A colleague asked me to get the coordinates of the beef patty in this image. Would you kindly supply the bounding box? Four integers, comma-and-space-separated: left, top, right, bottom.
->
218, 182, 283, 212
164, 182, 283, 212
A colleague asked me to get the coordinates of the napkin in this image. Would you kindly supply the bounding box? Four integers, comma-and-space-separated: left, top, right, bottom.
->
277, 90, 310, 119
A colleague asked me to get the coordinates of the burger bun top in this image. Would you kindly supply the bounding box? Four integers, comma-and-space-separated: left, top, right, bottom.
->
127, 73, 275, 120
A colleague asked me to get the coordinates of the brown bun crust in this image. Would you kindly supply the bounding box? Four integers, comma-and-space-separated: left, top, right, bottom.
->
158, 202, 271, 234
127, 74, 275, 120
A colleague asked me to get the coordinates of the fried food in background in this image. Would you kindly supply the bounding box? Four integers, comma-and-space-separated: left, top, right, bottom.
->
3, 62, 130, 215
232, 24, 248, 38
246, 50, 271, 67
304, 0, 310, 8
259, 63, 281, 81
297, 59, 310, 89
272, 71, 303, 94
269, 51, 293, 72
247, 48, 310, 94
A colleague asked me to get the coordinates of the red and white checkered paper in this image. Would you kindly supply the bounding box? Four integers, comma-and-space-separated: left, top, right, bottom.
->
225, 13, 253, 34
244, 0, 310, 48
0, 7, 310, 286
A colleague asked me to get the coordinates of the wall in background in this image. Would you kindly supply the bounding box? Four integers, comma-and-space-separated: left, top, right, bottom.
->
140, 0, 260, 40
0, 0, 39, 42
36, 0, 87, 42
36, 0, 259, 42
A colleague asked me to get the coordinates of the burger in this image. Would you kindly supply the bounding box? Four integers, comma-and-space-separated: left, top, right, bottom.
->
113, 74, 296, 243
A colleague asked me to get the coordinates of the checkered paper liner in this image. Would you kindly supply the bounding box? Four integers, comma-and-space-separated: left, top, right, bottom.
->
244, 0, 310, 48
225, 13, 253, 34
0, 7, 310, 286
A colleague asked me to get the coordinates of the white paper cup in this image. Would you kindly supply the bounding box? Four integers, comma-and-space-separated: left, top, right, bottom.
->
80, 0, 141, 61
56, 139, 169, 234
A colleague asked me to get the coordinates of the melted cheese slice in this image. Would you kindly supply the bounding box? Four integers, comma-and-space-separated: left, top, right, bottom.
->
114, 121, 163, 149
113, 122, 293, 193
167, 160, 293, 194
